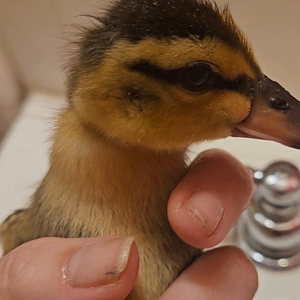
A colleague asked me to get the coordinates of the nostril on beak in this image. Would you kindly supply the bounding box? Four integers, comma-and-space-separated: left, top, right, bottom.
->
270, 97, 290, 112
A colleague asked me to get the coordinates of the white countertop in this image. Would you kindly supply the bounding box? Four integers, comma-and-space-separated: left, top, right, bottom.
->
0, 92, 300, 299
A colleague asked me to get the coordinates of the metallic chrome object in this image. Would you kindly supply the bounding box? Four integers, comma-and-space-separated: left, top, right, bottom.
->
238, 162, 300, 269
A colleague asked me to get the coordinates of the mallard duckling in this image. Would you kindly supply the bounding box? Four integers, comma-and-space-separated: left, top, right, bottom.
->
1, 0, 300, 299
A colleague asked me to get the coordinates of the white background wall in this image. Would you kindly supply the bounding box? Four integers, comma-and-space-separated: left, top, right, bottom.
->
0, 0, 299, 96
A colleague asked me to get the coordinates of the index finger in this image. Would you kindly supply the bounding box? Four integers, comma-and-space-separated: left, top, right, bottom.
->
159, 246, 258, 300
168, 149, 253, 249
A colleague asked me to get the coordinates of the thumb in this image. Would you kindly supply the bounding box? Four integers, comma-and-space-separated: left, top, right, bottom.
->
0, 236, 139, 300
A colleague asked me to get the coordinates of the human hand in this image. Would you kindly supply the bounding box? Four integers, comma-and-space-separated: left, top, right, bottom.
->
0, 149, 257, 300
166, 149, 257, 299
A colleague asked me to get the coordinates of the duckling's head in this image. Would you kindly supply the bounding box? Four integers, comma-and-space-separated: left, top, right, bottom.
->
68, 0, 300, 151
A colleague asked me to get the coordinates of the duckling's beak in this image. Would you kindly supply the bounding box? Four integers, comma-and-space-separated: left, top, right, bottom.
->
232, 76, 300, 149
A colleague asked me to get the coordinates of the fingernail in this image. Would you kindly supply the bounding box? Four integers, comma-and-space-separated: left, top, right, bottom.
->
66, 237, 134, 287
184, 191, 224, 237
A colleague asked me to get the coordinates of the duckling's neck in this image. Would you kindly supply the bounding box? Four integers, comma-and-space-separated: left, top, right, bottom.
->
48, 108, 188, 233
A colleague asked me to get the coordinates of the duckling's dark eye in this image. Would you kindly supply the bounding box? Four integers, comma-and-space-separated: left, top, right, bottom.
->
179, 65, 212, 92
270, 97, 290, 112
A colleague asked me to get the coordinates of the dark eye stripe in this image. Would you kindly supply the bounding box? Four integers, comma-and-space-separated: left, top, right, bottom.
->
128, 61, 255, 99
129, 61, 179, 85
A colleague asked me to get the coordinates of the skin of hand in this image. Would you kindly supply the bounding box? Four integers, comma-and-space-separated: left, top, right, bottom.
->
0, 149, 258, 300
